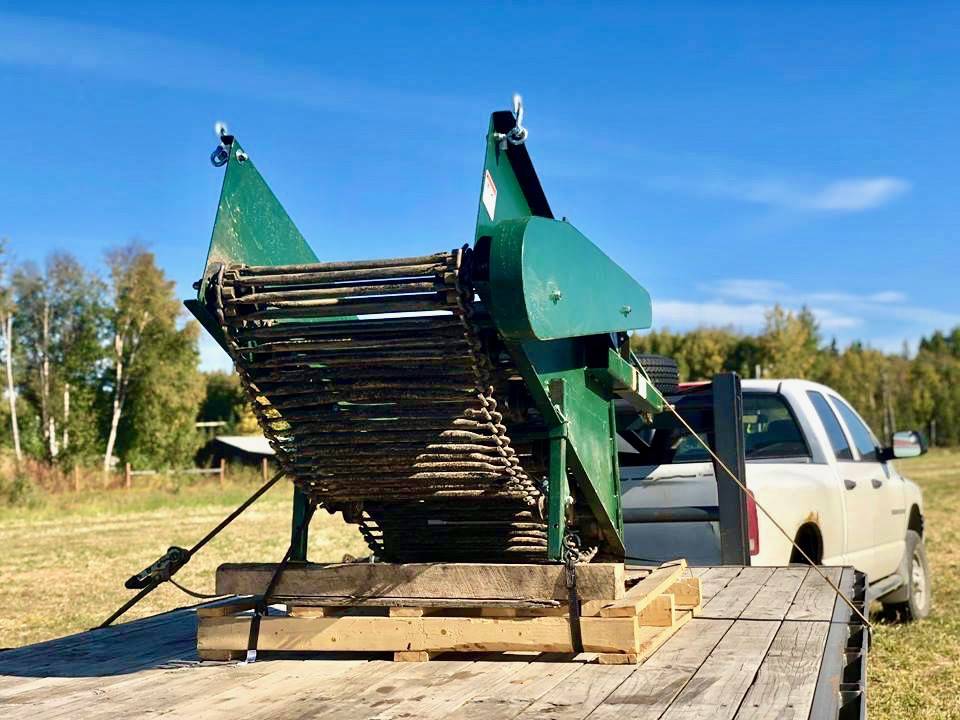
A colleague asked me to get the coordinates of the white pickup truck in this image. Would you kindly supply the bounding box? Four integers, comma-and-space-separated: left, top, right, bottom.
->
618, 378, 930, 621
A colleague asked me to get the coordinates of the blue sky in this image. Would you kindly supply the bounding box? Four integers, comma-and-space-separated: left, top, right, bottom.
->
0, 2, 957, 371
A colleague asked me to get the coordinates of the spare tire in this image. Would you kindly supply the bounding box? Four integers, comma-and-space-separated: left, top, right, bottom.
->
633, 354, 680, 395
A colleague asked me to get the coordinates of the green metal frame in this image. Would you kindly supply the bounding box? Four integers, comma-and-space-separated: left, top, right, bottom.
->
470, 112, 658, 560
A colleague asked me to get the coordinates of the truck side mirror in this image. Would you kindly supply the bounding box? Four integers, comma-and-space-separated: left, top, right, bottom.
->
882, 430, 928, 460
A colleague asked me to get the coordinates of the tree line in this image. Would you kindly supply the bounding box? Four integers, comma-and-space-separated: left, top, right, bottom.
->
0, 241, 203, 472
631, 306, 960, 446
0, 243, 956, 478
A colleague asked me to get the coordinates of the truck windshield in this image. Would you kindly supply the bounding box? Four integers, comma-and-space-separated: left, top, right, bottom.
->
622, 392, 810, 465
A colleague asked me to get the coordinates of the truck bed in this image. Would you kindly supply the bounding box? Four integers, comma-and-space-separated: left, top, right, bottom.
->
0, 566, 867, 719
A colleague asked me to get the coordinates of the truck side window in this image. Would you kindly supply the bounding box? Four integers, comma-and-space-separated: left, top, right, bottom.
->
831, 396, 879, 462
741, 394, 810, 459
806, 391, 853, 461
622, 392, 809, 464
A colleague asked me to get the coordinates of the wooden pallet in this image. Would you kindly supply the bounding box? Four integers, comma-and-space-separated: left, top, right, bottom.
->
197, 560, 700, 665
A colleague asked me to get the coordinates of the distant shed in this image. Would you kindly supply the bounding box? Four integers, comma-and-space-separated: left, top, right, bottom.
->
198, 434, 275, 469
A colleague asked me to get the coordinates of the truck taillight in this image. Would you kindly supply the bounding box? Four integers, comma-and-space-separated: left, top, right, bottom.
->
746, 492, 760, 556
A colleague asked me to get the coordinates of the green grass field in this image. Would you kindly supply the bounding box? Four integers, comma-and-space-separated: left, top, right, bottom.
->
1, 451, 957, 718
870, 449, 960, 719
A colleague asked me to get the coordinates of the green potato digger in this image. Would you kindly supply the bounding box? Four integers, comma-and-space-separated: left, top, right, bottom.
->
186, 99, 669, 566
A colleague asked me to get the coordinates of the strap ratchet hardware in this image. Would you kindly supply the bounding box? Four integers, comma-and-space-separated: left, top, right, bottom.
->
245, 499, 318, 663
562, 532, 584, 655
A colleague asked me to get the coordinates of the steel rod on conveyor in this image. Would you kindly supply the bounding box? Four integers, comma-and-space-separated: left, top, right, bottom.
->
229, 281, 443, 304
232, 295, 453, 320
237, 276, 457, 295
240, 354, 473, 370
238, 252, 453, 274
261, 389, 475, 407
244, 360, 477, 379
231, 263, 452, 286
238, 336, 470, 355
234, 315, 465, 339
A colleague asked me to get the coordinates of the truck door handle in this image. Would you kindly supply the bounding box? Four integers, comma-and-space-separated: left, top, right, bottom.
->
871, 478, 883, 489
844, 479, 857, 490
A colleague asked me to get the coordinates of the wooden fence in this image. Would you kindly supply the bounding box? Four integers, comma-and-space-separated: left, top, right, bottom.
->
123, 457, 272, 489
124, 458, 226, 488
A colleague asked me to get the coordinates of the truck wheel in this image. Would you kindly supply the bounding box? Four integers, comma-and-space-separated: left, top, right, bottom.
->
882, 530, 931, 622
634, 354, 679, 394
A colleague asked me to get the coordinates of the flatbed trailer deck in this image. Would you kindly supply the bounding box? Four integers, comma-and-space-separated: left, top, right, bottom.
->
0, 565, 866, 719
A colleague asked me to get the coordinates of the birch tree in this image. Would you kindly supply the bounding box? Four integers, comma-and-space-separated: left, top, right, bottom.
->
103, 244, 203, 471
0, 240, 21, 462
13, 254, 105, 465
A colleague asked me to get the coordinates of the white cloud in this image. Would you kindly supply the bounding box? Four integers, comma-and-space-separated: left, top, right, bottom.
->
654, 300, 770, 329
867, 291, 907, 304
0, 12, 466, 117
654, 299, 860, 332
672, 175, 910, 213
705, 279, 788, 302
805, 178, 910, 211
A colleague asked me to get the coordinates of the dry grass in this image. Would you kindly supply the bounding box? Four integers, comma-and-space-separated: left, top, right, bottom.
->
0, 477, 366, 648
0, 452, 958, 717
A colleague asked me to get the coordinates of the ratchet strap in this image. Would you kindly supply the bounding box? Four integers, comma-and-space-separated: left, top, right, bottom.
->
245, 499, 317, 663
564, 555, 584, 655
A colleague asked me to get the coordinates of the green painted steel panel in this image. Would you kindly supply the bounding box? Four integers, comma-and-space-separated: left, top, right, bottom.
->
485, 216, 653, 341
470, 116, 631, 559
518, 340, 625, 555
198, 140, 318, 299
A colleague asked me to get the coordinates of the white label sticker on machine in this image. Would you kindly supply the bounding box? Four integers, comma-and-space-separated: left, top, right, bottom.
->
482, 170, 497, 220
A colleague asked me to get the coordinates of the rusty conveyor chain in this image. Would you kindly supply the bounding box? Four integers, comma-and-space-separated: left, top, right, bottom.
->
207, 248, 549, 562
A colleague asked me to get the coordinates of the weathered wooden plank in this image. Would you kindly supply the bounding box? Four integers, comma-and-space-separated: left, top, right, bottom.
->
696, 566, 742, 603
27, 663, 273, 720
587, 618, 733, 719
201, 660, 411, 720
351, 659, 530, 719
699, 567, 775, 619
520, 663, 636, 719
659, 619, 780, 720
290, 659, 481, 720
197, 595, 259, 617
734, 620, 830, 719
582, 560, 686, 617
198, 613, 642, 654
669, 577, 703, 610
739, 567, 808, 621
281, 596, 562, 609
450, 657, 584, 720
173, 660, 402, 720
0, 610, 193, 674
596, 610, 694, 664
785, 566, 843, 621
624, 567, 654, 583
217, 562, 625, 602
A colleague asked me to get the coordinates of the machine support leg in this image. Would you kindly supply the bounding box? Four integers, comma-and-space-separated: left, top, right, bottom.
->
290, 487, 310, 562
712, 372, 750, 566
547, 434, 568, 561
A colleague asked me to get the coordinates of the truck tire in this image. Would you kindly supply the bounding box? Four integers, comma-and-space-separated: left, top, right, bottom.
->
634, 354, 680, 395
882, 530, 931, 622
